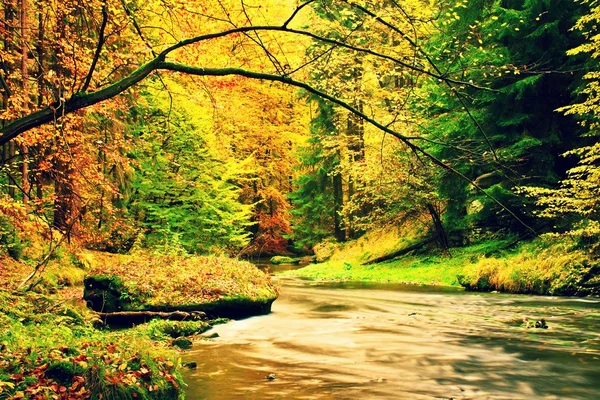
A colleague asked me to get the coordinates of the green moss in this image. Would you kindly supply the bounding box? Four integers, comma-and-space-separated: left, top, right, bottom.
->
270, 256, 300, 265
143, 320, 213, 339
45, 362, 85, 386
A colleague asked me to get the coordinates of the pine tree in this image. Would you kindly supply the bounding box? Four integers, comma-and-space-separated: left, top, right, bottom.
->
416, 0, 586, 237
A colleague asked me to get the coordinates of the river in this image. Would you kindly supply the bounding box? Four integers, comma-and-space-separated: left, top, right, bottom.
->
183, 276, 600, 399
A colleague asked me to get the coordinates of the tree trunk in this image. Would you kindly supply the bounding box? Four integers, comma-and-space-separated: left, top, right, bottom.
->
20, 0, 29, 207
427, 203, 449, 252
362, 237, 437, 265
2, 2, 15, 198
346, 56, 365, 239
34, 2, 45, 204
333, 162, 345, 242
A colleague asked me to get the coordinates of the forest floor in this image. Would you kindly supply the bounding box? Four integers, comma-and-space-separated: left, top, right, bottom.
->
280, 228, 600, 297
0, 250, 278, 399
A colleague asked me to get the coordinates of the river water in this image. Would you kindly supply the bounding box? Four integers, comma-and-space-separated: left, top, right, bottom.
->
183, 276, 600, 399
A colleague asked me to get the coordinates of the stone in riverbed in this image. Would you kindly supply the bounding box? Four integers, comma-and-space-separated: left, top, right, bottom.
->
172, 337, 193, 349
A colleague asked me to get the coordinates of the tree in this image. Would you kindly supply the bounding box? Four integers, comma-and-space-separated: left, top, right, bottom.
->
0, 0, 537, 248
127, 81, 254, 254
522, 0, 600, 248
413, 0, 586, 239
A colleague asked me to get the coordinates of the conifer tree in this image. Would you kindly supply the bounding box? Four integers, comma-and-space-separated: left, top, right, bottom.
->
416, 0, 586, 237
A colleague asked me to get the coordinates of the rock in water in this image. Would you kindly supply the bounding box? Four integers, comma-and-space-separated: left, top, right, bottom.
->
535, 318, 548, 329
266, 373, 277, 381
173, 337, 193, 349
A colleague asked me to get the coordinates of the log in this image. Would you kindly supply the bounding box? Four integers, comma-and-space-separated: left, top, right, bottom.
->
362, 237, 436, 265
96, 310, 206, 327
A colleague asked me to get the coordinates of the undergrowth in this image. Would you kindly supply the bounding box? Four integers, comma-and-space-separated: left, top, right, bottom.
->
84, 252, 279, 310
0, 291, 187, 400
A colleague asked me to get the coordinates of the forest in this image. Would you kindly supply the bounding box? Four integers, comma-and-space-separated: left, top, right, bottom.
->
1, 0, 600, 399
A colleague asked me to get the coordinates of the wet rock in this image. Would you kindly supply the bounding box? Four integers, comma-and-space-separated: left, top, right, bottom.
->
186, 362, 197, 369
535, 318, 548, 329
204, 332, 220, 339
173, 337, 193, 349
266, 373, 277, 381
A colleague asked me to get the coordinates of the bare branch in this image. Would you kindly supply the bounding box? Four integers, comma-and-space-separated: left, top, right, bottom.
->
81, 2, 109, 93
282, 0, 316, 28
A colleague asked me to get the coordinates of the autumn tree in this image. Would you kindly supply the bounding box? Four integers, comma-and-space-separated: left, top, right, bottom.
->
0, 0, 542, 257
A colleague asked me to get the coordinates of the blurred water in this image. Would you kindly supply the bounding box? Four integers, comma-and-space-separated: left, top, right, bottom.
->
183, 278, 600, 399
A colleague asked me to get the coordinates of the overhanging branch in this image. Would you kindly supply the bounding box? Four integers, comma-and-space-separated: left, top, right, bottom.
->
158, 62, 535, 235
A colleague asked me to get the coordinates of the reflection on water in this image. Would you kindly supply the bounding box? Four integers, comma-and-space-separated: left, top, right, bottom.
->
183, 278, 600, 399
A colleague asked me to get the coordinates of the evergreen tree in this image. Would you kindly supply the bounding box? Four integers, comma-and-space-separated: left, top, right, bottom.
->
415, 0, 586, 237
127, 85, 254, 254
288, 99, 344, 248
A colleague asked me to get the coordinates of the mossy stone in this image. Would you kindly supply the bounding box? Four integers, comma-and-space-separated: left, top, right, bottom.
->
172, 337, 193, 349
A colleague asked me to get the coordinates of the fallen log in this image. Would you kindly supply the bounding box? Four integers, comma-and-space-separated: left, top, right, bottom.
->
362, 237, 436, 265
96, 310, 206, 327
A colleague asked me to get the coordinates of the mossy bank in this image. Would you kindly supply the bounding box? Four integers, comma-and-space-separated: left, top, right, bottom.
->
280, 228, 600, 296
0, 250, 279, 399
83, 254, 279, 319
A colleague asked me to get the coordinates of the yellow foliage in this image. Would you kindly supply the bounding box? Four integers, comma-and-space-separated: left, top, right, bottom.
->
460, 238, 594, 295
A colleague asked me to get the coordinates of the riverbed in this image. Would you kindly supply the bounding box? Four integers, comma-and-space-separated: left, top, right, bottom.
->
183, 278, 600, 399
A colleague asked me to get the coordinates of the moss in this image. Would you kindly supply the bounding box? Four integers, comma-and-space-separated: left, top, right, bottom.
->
45, 361, 85, 386
83, 275, 143, 312
145, 320, 213, 339
172, 337, 193, 349
83, 255, 279, 319
283, 232, 600, 296
457, 238, 600, 296
270, 256, 300, 265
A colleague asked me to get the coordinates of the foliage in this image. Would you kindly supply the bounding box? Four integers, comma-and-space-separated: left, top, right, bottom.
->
414, 0, 586, 235
0, 291, 184, 400
85, 253, 279, 309
458, 237, 600, 295
521, 0, 600, 248
127, 82, 255, 255
288, 99, 341, 248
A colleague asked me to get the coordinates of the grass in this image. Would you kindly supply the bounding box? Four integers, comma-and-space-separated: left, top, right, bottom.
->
281, 228, 600, 296
280, 239, 514, 286
458, 237, 600, 296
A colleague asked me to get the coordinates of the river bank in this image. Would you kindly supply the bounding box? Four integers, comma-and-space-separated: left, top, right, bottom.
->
0, 250, 278, 399
280, 232, 600, 297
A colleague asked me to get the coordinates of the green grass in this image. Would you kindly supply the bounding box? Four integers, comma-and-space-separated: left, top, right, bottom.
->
280, 238, 515, 286
282, 232, 600, 296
